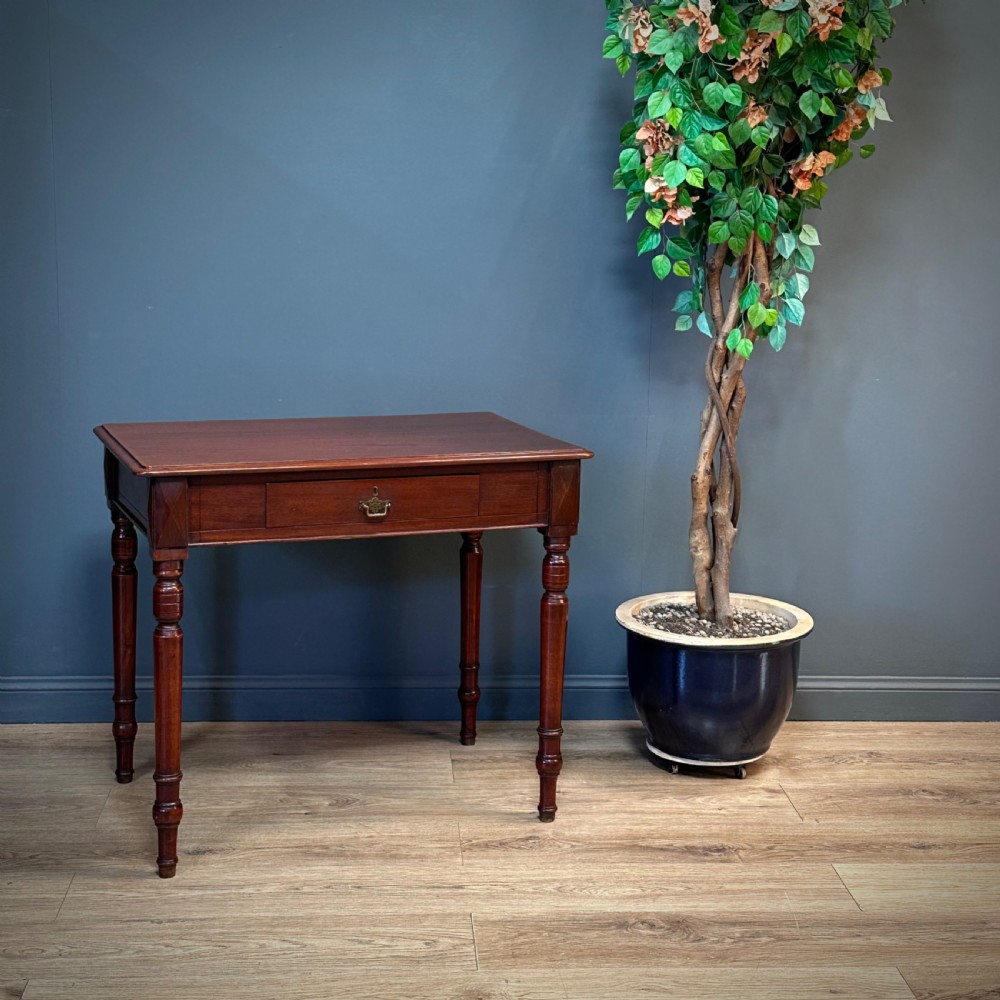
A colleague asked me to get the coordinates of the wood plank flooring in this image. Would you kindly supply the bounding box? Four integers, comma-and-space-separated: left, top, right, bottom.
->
1, 721, 998, 999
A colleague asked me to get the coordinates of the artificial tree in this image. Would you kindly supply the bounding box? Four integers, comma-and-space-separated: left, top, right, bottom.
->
604, 0, 904, 630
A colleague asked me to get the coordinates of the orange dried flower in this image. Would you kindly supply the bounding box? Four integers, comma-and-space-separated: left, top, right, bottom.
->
789, 150, 837, 192
857, 69, 884, 94
624, 6, 654, 54
743, 97, 768, 128
675, 3, 726, 54
807, 0, 845, 42
830, 102, 866, 141
643, 176, 699, 224
635, 119, 679, 169
733, 30, 775, 84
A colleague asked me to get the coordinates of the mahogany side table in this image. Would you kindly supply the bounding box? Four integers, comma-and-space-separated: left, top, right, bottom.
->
94, 412, 592, 877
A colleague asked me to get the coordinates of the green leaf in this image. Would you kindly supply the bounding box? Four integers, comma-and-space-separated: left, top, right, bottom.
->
675, 314, 693, 331
719, 5, 742, 36
645, 29, 674, 55
708, 220, 731, 244
729, 209, 754, 240
868, 6, 893, 38
664, 48, 684, 73
699, 112, 728, 132
712, 193, 737, 219
680, 111, 704, 140
756, 222, 773, 243
800, 179, 829, 208
751, 125, 771, 148
769, 319, 787, 352
762, 153, 784, 176
710, 145, 737, 170
799, 90, 821, 120
736, 338, 754, 360
669, 79, 694, 110
760, 195, 779, 224
833, 66, 855, 89
708, 169, 727, 191
673, 259, 692, 277
776, 232, 797, 259
616, 52, 631, 76
764, 307, 779, 326
686, 167, 705, 188
666, 106, 683, 128
602, 35, 624, 59
795, 244, 816, 272
775, 31, 793, 57
728, 118, 752, 147
646, 207, 664, 228
634, 71, 654, 100
726, 328, 741, 351
625, 192, 643, 220
729, 235, 747, 256
757, 11, 785, 34
739, 282, 760, 311
722, 84, 744, 107
747, 302, 768, 328
674, 290, 694, 313
786, 273, 810, 298
619, 148, 641, 173
663, 160, 688, 187
783, 298, 806, 326
651, 255, 671, 280
820, 97, 838, 116
799, 224, 821, 246
647, 90, 672, 118
697, 312, 712, 336
874, 96, 892, 122
739, 187, 764, 215
787, 9, 811, 44
666, 237, 695, 260
612, 168, 625, 190
679, 144, 708, 169
860, 143, 877, 159
703, 82, 726, 112
637, 227, 662, 255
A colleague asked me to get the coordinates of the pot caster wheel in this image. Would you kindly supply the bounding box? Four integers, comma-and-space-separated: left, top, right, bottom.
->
666, 762, 680, 774
732, 765, 747, 780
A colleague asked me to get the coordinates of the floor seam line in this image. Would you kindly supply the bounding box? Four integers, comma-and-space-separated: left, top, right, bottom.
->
470, 911, 480, 971
831, 863, 864, 912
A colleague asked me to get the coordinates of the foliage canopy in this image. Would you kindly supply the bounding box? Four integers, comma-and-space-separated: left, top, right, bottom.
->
604, 0, 904, 357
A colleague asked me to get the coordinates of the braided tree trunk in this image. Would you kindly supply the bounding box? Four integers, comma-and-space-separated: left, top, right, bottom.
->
689, 231, 774, 629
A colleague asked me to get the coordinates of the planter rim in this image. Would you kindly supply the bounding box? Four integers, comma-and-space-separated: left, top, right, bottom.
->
615, 591, 814, 649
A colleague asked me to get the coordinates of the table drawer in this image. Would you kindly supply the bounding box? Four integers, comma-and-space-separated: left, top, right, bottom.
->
266, 475, 480, 529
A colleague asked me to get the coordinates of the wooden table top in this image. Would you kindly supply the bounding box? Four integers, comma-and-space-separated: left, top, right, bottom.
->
94, 412, 593, 477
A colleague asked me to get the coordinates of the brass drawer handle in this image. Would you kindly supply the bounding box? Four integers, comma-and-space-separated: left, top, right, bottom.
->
359, 487, 391, 519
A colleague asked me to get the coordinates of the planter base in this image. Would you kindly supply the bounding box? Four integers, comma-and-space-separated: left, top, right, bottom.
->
617, 592, 814, 771
645, 740, 766, 768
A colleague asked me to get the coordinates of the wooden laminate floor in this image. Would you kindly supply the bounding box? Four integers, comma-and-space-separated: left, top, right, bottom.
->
1, 720, 998, 1000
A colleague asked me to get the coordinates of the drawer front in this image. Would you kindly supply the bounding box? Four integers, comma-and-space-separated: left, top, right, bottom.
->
266, 475, 480, 529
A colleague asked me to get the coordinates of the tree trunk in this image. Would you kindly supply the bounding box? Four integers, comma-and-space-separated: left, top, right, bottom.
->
688, 234, 773, 628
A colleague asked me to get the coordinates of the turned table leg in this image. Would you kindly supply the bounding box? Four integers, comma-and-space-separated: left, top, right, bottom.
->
458, 532, 484, 745
537, 532, 570, 822
111, 511, 138, 783
152, 560, 184, 878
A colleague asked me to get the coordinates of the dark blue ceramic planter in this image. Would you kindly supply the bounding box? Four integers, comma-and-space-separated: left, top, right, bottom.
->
617, 592, 813, 769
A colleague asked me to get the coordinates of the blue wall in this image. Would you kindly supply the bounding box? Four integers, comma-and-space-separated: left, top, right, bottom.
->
2, 1, 998, 723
